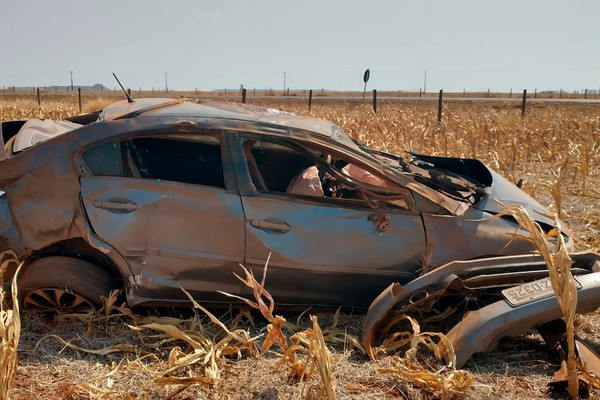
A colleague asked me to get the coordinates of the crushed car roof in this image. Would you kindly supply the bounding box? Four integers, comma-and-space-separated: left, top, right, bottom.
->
100, 98, 340, 138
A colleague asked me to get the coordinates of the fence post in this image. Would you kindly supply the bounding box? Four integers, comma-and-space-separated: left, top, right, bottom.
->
437, 89, 443, 124
372, 89, 377, 113
78, 88, 82, 112
584, 89, 588, 99
487, 88, 490, 98
419, 88, 422, 97
308, 89, 313, 112
534, 88, 537, 98
521, 89, 527, 118
241, 88, 247, 103
37, 88, 41, 107
509, 88, 512, 98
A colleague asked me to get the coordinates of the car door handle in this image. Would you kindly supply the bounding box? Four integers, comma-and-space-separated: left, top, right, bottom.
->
249, 219, 291, 233
93, 199, 138, 212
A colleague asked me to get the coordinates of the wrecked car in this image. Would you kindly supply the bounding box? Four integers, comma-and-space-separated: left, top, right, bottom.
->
1, 97, 599, 367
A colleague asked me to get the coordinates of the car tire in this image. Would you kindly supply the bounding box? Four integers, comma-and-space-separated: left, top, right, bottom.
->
17, 256, 117, 313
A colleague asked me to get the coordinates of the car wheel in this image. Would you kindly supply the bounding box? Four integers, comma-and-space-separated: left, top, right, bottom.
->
18, 256, 117, 313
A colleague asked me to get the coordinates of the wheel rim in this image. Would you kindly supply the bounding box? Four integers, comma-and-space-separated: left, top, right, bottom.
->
23, 288, 97, 313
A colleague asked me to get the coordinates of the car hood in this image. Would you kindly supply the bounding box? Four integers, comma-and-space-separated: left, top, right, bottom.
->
474, 168, 569, 235
404, 152, 568, 235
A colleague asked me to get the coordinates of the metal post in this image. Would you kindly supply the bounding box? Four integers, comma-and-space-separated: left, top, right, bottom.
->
308, 89, 313, 111
372, 89, 377, 113
521, 89, 527, 118
437, 90, 443, 124
165, 72, 168, 93
242, 88, 247, 103
78, 88, 82, 112
283, 71, 286, 96
37, 88, 41, 106
423, 69, 427, 93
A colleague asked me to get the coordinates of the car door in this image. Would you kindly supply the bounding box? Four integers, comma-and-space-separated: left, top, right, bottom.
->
234, 135, 427, 308
78, 132, 245, 304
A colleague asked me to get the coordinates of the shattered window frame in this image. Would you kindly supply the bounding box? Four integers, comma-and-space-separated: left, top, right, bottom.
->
237, 134, 414, 210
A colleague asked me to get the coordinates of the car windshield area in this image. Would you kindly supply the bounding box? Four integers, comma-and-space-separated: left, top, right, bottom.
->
240, 137, 414, 210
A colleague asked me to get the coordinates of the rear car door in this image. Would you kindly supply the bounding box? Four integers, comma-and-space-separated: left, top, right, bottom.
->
78, 132, 245, 304
233, 135, 427, 308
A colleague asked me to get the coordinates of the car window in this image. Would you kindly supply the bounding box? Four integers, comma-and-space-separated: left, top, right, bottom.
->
240, 137, 412, 210
82, 134, 225, 188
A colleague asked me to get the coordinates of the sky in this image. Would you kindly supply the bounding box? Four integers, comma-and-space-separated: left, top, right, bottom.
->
1, 0, 599, 93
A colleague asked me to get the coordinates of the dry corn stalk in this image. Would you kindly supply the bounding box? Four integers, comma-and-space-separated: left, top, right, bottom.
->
495, 205, 578, 398
0, 251, 21, 400
219, 257, 337, 399
376, 315, 473, 400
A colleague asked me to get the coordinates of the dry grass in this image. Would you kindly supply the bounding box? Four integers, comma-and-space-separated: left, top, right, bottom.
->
0, 252, 21, 400
0, 97, 599, 399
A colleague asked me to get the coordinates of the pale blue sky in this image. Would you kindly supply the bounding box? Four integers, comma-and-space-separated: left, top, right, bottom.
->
2, 0, 599, 92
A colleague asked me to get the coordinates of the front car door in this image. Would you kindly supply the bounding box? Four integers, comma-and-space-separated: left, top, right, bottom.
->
231, 133, 427, 308
78, 131, 245, 305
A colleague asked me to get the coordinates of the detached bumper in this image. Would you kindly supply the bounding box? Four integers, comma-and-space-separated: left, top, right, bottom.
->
446, 270, 600, 367
362, 253, 600, 366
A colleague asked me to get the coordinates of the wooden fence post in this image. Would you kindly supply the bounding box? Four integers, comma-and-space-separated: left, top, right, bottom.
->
78, 88, 82, 112
308, 89, 313, 112
242, 88, 247, 103
521, 89, 527, 118
437, 89, 443, 124
372, 89, 377, 113
37, 88, 41, 107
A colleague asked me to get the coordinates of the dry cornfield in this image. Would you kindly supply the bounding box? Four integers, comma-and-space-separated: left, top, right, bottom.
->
0, 96, 599, 399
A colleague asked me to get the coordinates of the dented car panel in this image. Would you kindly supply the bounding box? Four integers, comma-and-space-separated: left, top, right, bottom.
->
79, 175, 246, 303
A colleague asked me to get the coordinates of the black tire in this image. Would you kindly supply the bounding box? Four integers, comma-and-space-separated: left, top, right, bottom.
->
17, 256, 117, 313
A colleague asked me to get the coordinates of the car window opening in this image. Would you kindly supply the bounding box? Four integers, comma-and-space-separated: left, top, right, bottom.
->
83, 135, 225, 189
242, 138, 411, 210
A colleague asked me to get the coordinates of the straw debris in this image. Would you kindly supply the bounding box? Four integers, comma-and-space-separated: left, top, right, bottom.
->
0, 251, 21, 400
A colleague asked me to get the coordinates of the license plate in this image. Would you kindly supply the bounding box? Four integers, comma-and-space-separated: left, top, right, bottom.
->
502, 277, 581, 307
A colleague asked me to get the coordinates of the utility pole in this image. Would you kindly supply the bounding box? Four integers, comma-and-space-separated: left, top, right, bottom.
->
70, 71, 74, 90
283, 71, 286, 96
165, 72, 168, 93
423, 69, 427, 93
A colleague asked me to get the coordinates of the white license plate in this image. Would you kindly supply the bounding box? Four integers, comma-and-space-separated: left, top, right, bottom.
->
502, 277, 581, 306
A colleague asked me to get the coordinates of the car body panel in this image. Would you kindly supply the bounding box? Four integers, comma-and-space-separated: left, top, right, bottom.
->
80, 175, 245, 303
241, 194, 425, 307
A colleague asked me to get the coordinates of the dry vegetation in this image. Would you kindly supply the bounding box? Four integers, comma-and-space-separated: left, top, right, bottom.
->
0, 96, 599, 399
